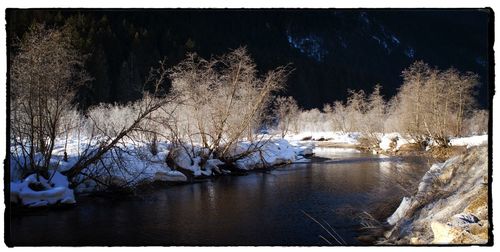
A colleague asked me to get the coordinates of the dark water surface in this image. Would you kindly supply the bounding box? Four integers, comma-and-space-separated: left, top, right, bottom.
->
9, 148, 429, 246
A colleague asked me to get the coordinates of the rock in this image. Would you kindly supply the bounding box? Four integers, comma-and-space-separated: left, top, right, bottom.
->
431, 221, 485, 244
464, 187, 488, 219
109, 176, 128, 187
154, 171, 187, 182
431, 221, 458, 244
410, 237, 423, 245
450, 213, 479, 228
437, 166, 454, 184
297, 147, 314, 157
469, 222, 489, 240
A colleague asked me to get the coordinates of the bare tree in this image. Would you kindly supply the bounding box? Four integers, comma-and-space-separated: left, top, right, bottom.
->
332, 101, 348, 133
273, 96, 299, 138
168, 47, 292, 166
397, 61, 430, 144
62, 59, 174, 180
392, 61, 481, 146
452, 71, 480, 136
360, 84, 387, 145
10, 23, 92, 177
345, 89, 367, 132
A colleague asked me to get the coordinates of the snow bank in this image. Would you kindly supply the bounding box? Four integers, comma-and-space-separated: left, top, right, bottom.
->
154, 170, 187, 182
286, 131, 360, 145
449, 135, 488, 148
235, 139, 298, 170
378, 133, 416, 152
11, 135, 310, 196
170, 147, 224, 176
379, 135, 395, 151
312, 147, 360, 158
10, 171, 75, 207
387, 197, 412, 225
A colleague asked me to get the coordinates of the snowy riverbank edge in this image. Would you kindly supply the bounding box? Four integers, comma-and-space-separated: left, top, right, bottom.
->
10, 132, 487, 208
383, 146, 489, 244
9, 138, 314, 207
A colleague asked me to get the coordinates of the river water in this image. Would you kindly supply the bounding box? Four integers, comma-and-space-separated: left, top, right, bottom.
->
9, 148, 430, 246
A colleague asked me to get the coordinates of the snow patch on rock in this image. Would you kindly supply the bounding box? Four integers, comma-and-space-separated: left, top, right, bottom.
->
387, 197, 412, 225
11, 171, 76, 207
449, 135, 488, 148
235, 139, 298, 170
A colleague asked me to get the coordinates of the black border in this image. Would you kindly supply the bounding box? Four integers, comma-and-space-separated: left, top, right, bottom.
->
3, 7, 495, 247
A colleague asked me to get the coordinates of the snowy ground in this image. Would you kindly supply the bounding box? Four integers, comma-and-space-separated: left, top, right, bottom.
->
378, 133, 488, 152
449, 135, 488, 148
9, 131, 487, 207
285, 131, 361, 145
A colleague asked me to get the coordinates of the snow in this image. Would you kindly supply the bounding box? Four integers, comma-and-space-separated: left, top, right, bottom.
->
377, 133, 416, 152
417, 156, 459, 193
10, 171, 76, 207
154, 170, 187, 182
170, 147, 203, 176
10, 133, 314, 201
169, 146, 229, 176
379, 135, 394, 151
449, 135, 488, 148
235, 139, 298, 170
387, 196, 412, 225
313, 147, 360, 155
12, 126, 487, 209
285, 131, 360, 145
378, 134, 487, 152
385, 146, 489, 244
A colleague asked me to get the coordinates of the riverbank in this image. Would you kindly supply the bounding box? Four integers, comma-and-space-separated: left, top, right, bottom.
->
381, 146, 490, 245
286, 131, 487, 160
9, 138, 314, 207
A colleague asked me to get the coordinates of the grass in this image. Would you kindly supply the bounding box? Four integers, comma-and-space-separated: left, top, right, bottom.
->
301, 209, 347, 245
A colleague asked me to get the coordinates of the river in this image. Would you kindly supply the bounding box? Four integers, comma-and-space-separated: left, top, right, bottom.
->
9, 148, 430, 246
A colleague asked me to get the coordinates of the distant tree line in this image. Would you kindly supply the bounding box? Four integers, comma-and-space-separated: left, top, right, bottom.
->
277, 62, 488, 147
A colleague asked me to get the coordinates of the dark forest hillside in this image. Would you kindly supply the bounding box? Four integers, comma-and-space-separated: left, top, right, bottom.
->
7, 9, 492, 110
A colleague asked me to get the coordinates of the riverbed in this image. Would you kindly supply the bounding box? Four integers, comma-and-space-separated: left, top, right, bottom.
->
9, 148, 430, 246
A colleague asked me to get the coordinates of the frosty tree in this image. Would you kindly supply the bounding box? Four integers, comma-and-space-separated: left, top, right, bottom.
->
10, 23, 92, 176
